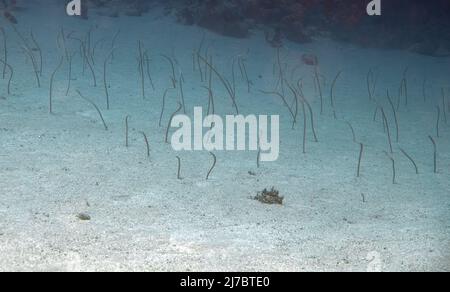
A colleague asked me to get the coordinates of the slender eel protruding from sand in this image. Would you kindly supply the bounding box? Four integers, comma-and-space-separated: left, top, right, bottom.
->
138, 41, 145, 99
286, 81, 299, 130
297, 80, 318, 142
179, 71, 186, 114
82, 42, 96, 87
49, 56, 64, 114
0, 58, 13, 95
161, 54, 177, 88
140, 131, 150, 159
260, 90, 296, 128
206, 152, 217, 180
22, 45, 40, 88
384, 151, 396, 184
76, 90, 108, 131
103, 48, 115, 110
176, 156, 182, 180
436, 106, 441, 138
110, 29, 120, 60
357, 143, 364, 178
159, 88, 172, 127
381, 108, 393, 154
442, 88, 447, 124
346, 121, 357, 143
399, 148, 419, 175
401, 68, 408, 107
0, 27, 7, 80
301, 99, 307, 154
367, 69, 374, 101
257, 148, 261, 169
198, 54, 239, 115
30, 30, 43, 76
428, 136, 437, 173
202, 86, 215, 116
143, 51, 155, 91
314, 68, 323, 115
387, 89, 399, 142
125, 115, 130, 148
66, 52, 74, 96
330, 70, 342, 108
238, 56, 251, 93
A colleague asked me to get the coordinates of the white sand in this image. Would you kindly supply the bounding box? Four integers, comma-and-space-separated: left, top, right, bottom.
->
0, 1, 449, 271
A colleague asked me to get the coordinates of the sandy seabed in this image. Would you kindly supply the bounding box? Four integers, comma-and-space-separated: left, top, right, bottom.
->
0, 2, 449, 272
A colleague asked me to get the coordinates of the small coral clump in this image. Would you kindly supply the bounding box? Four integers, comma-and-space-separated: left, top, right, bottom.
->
255, 187, 284, 205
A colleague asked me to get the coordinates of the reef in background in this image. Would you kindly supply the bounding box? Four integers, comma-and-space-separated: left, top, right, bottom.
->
83, 0, 450, 57
86, 0, 153, 17
165, 0, 450, 57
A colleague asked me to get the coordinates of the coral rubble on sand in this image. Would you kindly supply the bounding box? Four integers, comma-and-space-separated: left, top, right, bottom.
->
255, 188, 284, 205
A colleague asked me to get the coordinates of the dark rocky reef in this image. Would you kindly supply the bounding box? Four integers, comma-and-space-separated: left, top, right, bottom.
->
167, 0, 251, 38
87, 0, 153, 18
74, 0, 450, 56
164, 0, 450, 57
1, 0, 21, 24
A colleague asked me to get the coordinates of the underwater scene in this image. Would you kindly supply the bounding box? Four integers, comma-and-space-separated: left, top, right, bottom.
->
0, 0, 449, 272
